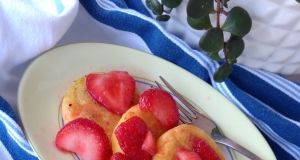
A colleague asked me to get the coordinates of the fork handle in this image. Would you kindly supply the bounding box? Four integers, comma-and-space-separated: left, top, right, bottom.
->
212, 129, 262, 160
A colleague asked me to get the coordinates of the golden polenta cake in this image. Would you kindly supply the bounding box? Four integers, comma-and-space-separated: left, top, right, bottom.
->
61, 74, 139, 141
153, 124, 225, 160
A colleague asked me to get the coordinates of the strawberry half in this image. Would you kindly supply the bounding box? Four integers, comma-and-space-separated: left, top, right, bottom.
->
142, 130, 158, 156
192, 136, 220, 160
86, 71, 135, 114
110, 152, 128, 160
55, 118, 110, 160
114, 116, 152, 160
176, 148, 203, 160
139, 88, 179, 130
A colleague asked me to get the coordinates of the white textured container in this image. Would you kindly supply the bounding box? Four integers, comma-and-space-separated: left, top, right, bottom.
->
160, 0, 300, 75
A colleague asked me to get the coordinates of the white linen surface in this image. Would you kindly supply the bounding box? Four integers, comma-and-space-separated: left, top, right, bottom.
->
1, 0, 299, 116
0, 1, 150, 115
0, 0, 77, 114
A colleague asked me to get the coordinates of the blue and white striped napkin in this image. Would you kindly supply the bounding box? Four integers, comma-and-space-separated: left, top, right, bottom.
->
0, 97, 38, 160
1, 0, 300, 159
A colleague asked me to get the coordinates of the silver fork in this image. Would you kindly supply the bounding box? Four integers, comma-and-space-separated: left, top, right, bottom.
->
155, 76, 262, 160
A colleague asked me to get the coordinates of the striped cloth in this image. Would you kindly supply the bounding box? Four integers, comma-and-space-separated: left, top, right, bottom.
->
1, 0, 300, 159
0, 97, 38, 160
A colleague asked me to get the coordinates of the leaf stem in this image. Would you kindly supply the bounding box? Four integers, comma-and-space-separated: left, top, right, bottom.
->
223, 42, 228, 63
216, 0, 221, 28
221, 10, 228, 16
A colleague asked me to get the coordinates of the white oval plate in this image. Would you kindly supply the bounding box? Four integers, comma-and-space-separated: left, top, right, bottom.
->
18, 43, 275, 160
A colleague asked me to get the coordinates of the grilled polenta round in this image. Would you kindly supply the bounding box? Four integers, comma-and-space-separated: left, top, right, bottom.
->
153, 124, 225, 160
61, 74, 139, 141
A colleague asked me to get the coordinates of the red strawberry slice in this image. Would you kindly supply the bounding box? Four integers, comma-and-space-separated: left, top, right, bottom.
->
110, 152, 128, 160
192, 136, 220, 160
142, 130, 158, 156
86, 71, 135, 114
139, 88, 179, 130
55, 118, 110, 160
114, 116, 152, 160
176, 148, 203, 160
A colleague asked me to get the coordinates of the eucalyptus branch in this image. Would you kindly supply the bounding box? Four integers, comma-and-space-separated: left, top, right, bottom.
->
146, 0, 252, 82
223, 43, 228, 63
216, 0, 221, 28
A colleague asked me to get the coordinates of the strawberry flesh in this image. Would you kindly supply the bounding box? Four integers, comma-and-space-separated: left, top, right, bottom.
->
139, 88, 179, 130
176, 148, 203, 160
86, 71, 135, 114
114, 116, 151, 160
192, 136, 220, 160
55, 118, 110, 160
110, 152, 128, 160
142, 130, 158, 156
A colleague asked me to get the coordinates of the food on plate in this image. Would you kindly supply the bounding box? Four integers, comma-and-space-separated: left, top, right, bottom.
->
176, 148, 203, 160
111, 88, 180, 158
86, 71, 136, 114
139, 88, 180, 130
113, 116, 153, 160
110, 105, 165, 155
56, 70, 224, 160
55, 118, 111, 160
61, 71, 139, 141
153, 124, 225, 160
142, 128, 158, 156
110, 152, 128, 160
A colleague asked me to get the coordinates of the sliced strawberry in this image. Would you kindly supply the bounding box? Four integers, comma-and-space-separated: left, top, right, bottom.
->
86, 71, 136, 114
114, 116, 151, 160
110, 152, 128, 160
176, 148, 203, 160
139, 88, 179, 130
55, 118, 110, 160
192, 136, 220, 160
142, 130, 158, 156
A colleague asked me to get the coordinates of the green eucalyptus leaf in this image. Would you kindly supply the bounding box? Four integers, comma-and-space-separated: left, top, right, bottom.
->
162, 0, 182, 8
146, 0, 163, 15
199, 28, 224, 53
210, 52, 222, 60
297, 0, 300, 3
187, 15, 213, 30
213, 63, 232, 82
226, 35, 244, 61
221, 7, 252, 37
223, 0, 230, 8
187, 0, 215, 19
156, 15, 171, 21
